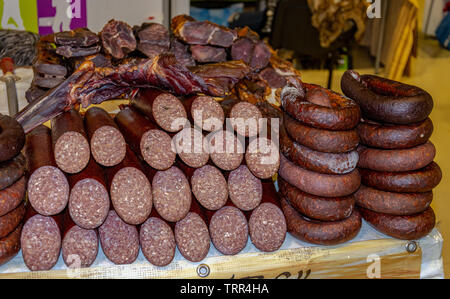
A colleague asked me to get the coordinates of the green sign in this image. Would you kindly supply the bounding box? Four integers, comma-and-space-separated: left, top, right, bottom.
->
0, 0, 38, 33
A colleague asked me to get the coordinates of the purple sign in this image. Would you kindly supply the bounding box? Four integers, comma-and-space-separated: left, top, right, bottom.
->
37, 0, 87, 35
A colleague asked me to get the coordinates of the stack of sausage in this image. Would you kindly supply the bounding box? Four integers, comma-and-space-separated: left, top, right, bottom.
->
17, 84, 286, 271
341, 71, 442, 240
277, 82, 363, 245
0, 115, 26, 267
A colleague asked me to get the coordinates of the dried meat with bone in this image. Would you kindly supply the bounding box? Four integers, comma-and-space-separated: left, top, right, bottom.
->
231, 27, 271, 71
101, 19, 137, 59
170, 38, 196, 67
135, 23, 170, 58
190, 45, 227, 63
172, 15, 237, 47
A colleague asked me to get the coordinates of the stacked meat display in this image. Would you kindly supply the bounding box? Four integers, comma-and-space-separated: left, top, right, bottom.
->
0, 115, 26, 266
277, 83, 363, 245
341, 71, 442, 240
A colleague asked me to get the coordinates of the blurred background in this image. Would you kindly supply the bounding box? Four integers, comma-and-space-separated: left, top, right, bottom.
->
0, 0, 449, 277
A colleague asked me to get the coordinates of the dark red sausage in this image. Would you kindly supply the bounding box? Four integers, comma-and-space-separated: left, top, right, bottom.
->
279, 177, 355, 222
280, 198, 361, 246
26, 125, 69, 216
104, 146, 152, 225
355, 185, 432, 216
0, 114, 25, 163
341, 70, 434, 125
98, 210, 139, 265
115, 107, 176, 170
357, 142, 436, 172
279, 154, 361, 198
51, 109, 90, 174
183, 95, 224, 132
174, 198, 210, 262
68, 157, 110, 229
359, 207, 436, 240
61, 211, 98, 268
131, 88, 187, 133
0, 202, 25, 239
357, 118, 434, 149
21, 206, 63, 271
0, 176, 26, 217
284, 113, 359, 154
84, 107, 126, 167
0, 223, 22, 267
139, 207, 176, 267
280, 125, 358, 175
281, 83, 360, 131
247, 181, 286, 252
359, 162, 442, 193
0, 153, 26, 191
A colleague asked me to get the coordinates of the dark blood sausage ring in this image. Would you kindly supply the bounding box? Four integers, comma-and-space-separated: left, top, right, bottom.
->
0, 223, 22, 267
279, 154, 361, 198
357, 142, 436, 172
0, 114, 25, 163
0, 176, 26, 217
357, 118, 434, 149
360, 162, 442, 193
281, 83, 360, 131
279, 178, 355, 222
0, 153, 26, 191
284, 113, 359, 154
341, 70, 434, 125
360, 207, 436, 240
280, 125, 358, 175
280, 198, 361, 246
355, 185, 432, 216
0, 202, 25, 239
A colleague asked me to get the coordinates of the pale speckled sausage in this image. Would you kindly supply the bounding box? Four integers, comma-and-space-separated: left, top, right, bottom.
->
68, 157, 110, 229
191, 165, 228, 211
281, 198, 361, 246
84, 107, 126, 167
21, 213, 62, 271
152, 166, 192, 222
245, 137, 280, 179
98, 210, 139, 265
208, 129, 244, 171
62, 224, 98, 269
357, 118, 434, 149
51, 109, 90, 174
228, 165, 262, 211
0, 176, 26, 217
0, 153, 26, 191
279, 177, 355, 222
357, 142, 436, 172
115, 107, 176, 171
359, 162, 442, 193
183, 95, 224, 132
0, 223, 22, 267
359, 207, 436, 240
355, 185, 432, 216
278, 154, 361, 198
173, 127, 210, 168
26, 126, 69, 216
284, 113, 359, 154
280, 125, 358, 175
131, 88, 188, 133
0, 202, 25, 239
208, 205, 249, 255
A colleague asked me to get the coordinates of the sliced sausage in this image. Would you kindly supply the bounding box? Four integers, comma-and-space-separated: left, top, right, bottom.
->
191, 165, 228, 211
51, 109, 90, 174
173, 127, 210, 168
357, 118, 434, 149
355, 185, 433, 216
279, 177, 355, 222
245, 137, 280, 179
279, 154, 361, 198
98, 210, 139, 265
84, 107, 126, 167
115, 107, 176, 170
183, 95, 224, 132
131, 88, 187, 133
359, 207, 436, 240
222, 99, 263, 138
359, 162, 442, 193
281, 198, 361, 245
284, 113, 359, 154
228, 165, 263, 211
26, 125, 69, 216
208, 129, 244, 171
